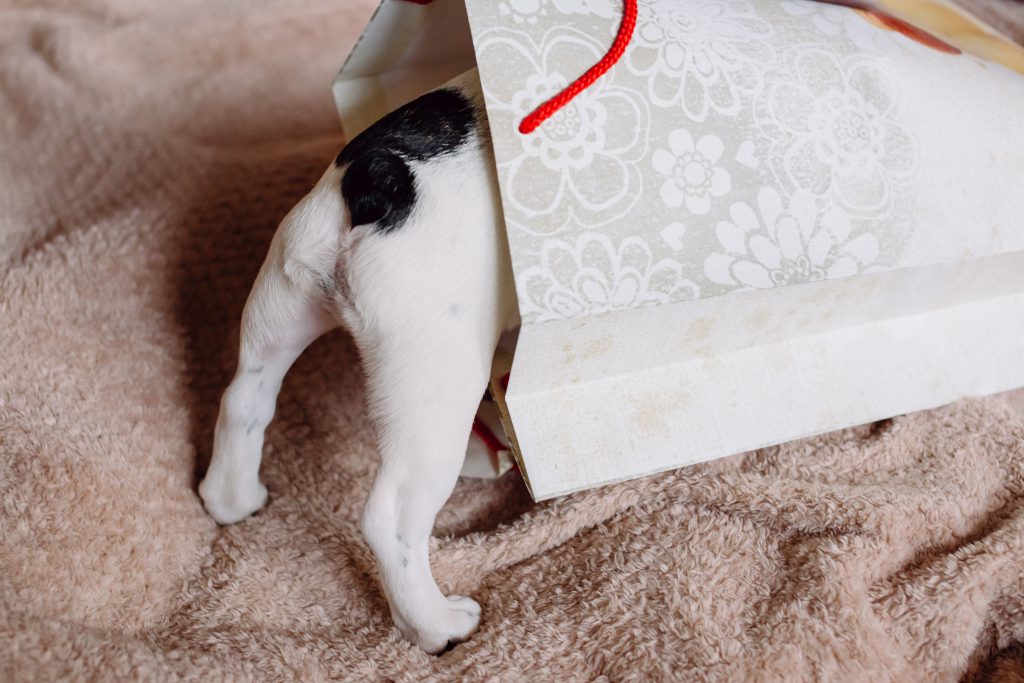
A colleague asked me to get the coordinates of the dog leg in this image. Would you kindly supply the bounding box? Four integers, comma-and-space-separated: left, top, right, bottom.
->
200, 174, 341, 524
346, 153, 511, 650
359, 321, 495, 653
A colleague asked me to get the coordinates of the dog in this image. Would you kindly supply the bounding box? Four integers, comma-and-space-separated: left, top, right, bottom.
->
198, 69, 517, 653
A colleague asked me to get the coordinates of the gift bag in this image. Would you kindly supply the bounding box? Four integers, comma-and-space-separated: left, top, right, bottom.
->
336, 0, 1024, 500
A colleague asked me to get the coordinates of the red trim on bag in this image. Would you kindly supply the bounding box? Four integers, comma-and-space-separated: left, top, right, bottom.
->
518, 0, 638, 135
472, 417, 507, 458
816, 0, 961, 53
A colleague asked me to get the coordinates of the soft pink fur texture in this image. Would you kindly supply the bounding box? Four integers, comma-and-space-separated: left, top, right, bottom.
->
1, 0, 1023, 680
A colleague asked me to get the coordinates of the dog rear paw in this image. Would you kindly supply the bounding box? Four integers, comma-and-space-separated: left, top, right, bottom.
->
397, 595, 482, 654
198, 477, 268, 525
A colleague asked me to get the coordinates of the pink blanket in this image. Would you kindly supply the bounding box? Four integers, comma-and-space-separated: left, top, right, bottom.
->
2, 0, 1022, 679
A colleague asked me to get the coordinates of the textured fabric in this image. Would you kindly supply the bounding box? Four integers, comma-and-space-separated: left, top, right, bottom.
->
1, 0, 1023, 680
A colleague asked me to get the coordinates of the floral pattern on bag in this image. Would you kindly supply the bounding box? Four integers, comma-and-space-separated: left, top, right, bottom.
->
464, 0, 989, 322
478, 27, 650, 236
754, 49, 918, 215
626, 0, 773, 121
704, 188, 879, 288
518, 232, 700, 321
652, 128, 731, 215
498, 0, 615, 26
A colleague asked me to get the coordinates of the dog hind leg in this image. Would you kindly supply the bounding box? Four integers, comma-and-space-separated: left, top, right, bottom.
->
200, 171, 342, 524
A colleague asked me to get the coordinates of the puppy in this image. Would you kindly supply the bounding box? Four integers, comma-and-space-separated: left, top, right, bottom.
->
198, 69, 517, 653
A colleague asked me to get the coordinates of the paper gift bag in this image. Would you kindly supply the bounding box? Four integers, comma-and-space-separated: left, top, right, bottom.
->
334, 0, 1024, 500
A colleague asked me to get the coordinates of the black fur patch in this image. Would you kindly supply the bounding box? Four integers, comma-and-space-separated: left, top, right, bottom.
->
337, 88, 477, 234
341, 149, 416, 232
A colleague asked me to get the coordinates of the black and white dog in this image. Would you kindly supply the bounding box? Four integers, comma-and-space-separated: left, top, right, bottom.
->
199, 70, 517, 653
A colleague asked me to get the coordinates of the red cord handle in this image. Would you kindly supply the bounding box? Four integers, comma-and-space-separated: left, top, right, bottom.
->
519, 0, 638, 135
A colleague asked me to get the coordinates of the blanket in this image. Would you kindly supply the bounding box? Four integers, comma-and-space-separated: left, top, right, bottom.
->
1, 0, 1023, 680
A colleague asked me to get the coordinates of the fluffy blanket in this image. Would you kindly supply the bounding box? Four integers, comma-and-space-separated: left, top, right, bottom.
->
1, 1, 1023, 680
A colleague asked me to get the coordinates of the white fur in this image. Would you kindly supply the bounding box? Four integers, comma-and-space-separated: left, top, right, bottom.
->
199, 72, 518, 653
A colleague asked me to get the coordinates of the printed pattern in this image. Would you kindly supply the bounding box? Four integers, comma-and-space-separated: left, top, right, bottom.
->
478, 27, 650, 236
499, 0, 616, 25
468, 0, 958, 323
652, 128, 731, 215
753, 48, 918, 214
518, 232, 700, 320
704, 188, 878, 288
626, 0, 773, 121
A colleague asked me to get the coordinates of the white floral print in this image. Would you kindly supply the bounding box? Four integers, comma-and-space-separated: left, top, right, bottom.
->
782, 0, 924, 55
652, 129, 731, 215
756, 49, 917, 213
478, 28, 649, 234
626, 0, 773, 120
459, 0, 956, 322
519, 233, 700, 321
499, 0, 614, 25
704, 188, 879, 289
